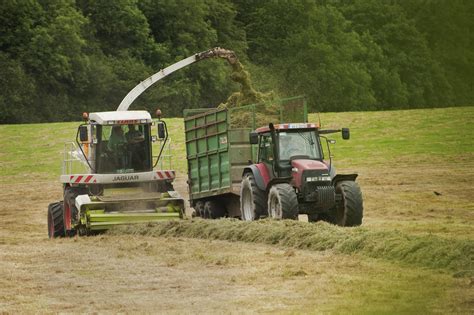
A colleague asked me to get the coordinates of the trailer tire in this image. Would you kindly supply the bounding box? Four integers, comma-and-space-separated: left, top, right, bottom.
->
329, 181, 363, 226
267, 184, 298, 220
194, 201, 205, 217
240, 173, 266, 221
204, 200, 225, 219
48, 201, 65, 238
307, 213, 319, 222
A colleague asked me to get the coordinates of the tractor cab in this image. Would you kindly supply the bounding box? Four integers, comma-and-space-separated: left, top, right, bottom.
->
252, 123, 326, 180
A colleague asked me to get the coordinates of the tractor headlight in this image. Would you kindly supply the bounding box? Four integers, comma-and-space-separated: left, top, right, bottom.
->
306, 176, 331, 182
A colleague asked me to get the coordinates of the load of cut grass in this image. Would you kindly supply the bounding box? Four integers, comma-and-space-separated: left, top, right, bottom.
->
219, 60, 274, 109
109, 219, 473, 277
218, 60, 280, 128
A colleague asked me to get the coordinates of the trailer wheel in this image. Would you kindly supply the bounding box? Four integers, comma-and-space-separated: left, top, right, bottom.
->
267, 184, 298, 220
331, 181, 363, 226
204, 200, 225, 219
307, 213, 319, 222
194, 201, 205, 217
48, 201, 65, 238
240, 173, 266, 221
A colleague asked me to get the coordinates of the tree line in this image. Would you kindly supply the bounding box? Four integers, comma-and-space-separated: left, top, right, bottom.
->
1, 0, 472, 123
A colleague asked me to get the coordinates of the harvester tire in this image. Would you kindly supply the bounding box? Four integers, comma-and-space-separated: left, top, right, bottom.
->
48, 201, 65, 238
240, 173, 266, 221
205, 200, 225, 219
267, 184, 299, 220
331, 181, 363, 226
63, 187, 86, 237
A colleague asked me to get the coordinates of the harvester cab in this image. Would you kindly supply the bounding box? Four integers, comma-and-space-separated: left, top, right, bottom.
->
241, 122, 363, 226
48, 47, 240, 238
48, 110, 184, 238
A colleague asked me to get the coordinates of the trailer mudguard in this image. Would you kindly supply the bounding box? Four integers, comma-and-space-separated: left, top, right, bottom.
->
332, 174, 358, 185
243, 164, 271, 191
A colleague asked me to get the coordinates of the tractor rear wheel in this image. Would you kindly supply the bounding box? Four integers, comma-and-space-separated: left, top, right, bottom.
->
48, 201, 65, 238
330, 181, 363, 226
267, 184, 299, 220
240, 173, 266, 221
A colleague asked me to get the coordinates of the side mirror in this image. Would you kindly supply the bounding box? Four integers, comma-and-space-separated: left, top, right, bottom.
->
157, 121, 166, 139
249, 131, 259, 145
342, 128, 350, 140
79, 126, 89, 142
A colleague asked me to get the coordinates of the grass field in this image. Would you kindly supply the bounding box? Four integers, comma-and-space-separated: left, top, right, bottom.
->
0, 107, 473, 313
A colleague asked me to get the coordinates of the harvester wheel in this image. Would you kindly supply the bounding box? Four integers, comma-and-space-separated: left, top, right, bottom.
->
204, 200, 225, 219
240, 173, 266, 221
63, 187, 86, 237
48, 201, 65, 238
267, 184, 298, 220
331, 181, 363, 226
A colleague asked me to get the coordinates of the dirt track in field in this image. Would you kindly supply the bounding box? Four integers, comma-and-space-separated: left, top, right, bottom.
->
1, 162, 473, 313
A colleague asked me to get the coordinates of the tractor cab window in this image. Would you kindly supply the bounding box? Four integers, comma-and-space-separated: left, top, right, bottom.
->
258, 133, 274, 163
279, 131, 321, 160
95, 124, 152, 174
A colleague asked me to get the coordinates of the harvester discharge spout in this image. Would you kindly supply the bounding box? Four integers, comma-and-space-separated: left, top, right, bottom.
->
117, 47, 237, 112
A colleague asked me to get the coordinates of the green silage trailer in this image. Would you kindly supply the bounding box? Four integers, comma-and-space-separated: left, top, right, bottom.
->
183, 96, 307, 218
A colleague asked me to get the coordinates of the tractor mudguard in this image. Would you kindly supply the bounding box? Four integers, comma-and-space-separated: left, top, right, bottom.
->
266, 177, 293, 193
243, 164, 270, 191
332, 174, 358, 186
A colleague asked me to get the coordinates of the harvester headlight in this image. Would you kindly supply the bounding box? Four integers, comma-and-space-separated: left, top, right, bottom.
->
306, 176, 331, 182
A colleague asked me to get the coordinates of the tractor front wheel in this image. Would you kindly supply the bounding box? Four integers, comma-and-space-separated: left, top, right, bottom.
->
330, 181, 363, 226
240, 173, 266, 221
48, 201, 65, 238
267, 184, 298, 220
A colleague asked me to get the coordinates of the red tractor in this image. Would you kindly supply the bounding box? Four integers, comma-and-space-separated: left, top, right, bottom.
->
240, 122, 363, 226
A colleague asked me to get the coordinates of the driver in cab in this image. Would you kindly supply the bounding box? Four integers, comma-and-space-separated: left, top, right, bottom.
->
126, 124, 145, 169
279, 133, 306, 160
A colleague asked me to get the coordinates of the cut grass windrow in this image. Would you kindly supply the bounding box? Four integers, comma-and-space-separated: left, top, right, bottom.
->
109, 219, 473, 277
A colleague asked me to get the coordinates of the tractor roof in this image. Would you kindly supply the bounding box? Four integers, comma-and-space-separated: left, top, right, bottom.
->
256, 123, 318, 134
89, 111, 152, 125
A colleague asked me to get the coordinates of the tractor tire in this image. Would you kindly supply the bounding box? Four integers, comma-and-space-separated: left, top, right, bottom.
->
267, 184, 299, 220
240, 173, 267, 221
204, 200, 226, 219
194, 200, 205, 217
48, 201, 65, 238
329, 181, 363, 226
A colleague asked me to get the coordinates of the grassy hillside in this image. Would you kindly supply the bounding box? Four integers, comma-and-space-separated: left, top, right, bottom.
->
1, 107, 473, 179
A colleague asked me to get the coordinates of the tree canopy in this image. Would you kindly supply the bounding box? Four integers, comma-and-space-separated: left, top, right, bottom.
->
0, 0, 472, 123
